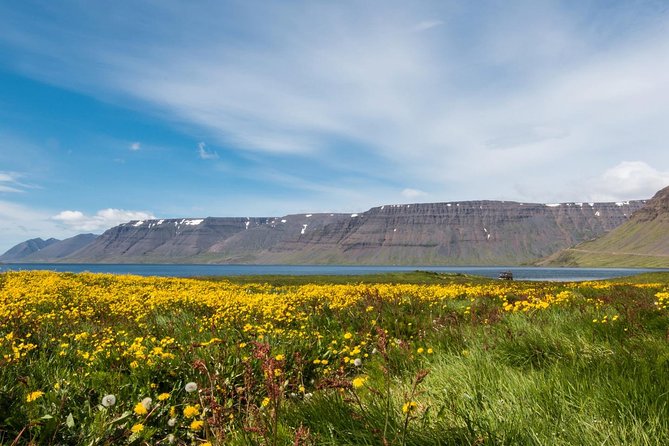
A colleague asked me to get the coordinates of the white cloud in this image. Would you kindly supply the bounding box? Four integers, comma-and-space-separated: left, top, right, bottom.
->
1, 2, 668, 203
0, 200, 61, 251
587, 161, 669, 201
130, 142, 141, 151
401, 188, 428, 199
0, 171, 25, 193
52, 208, 155, 232
197, 142, 218, 160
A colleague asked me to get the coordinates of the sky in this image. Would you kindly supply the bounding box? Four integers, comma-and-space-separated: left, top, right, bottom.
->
1, 0, 669, 251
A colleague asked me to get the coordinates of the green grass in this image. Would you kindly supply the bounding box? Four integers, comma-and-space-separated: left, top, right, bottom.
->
2, 271, 669, 445
207, 270, 495, 286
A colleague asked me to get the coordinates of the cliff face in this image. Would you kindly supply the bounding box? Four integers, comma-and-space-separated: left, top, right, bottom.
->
32, 199, 645, 265
540, 186, 669, 267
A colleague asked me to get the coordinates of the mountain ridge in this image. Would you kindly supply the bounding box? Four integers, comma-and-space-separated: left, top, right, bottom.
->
539, 186, 669, 267
1, 198, 648, 265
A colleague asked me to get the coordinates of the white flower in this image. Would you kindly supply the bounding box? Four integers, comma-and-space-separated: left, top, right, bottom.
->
353, 358, 362, 367
167, 418, 177, 427
141, 397, 152, 410
101, 394, 116, 407
185, 382, 198, 393
167, 433, 175, 443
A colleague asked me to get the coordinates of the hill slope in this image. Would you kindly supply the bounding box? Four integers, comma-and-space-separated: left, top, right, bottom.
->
539, 186, 669, 267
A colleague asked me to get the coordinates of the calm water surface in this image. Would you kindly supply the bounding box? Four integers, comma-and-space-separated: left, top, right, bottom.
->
0, 264, 667, 281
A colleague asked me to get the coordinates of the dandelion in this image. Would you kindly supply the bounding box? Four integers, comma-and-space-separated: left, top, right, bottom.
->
101, 394, 116, 407
167, 418, 177, 427
167, 434, 175, 443
26, 390, 44, 402
190, 419, 204, 430
417, 347, 424, 354
353, 358, 362, 367
141, 397, 152, 410
352, 377, 366, 389
185, 382, 198, 393
134, 402, 148, 415
130, 423, 144, 433
402, 401, 418, 414
275, 354, 285, 361
261, 397, 270, 407
157, 392, 170, 401
344, 332, 353, 340
202, 442, 212, 446
183, 404, 200, 418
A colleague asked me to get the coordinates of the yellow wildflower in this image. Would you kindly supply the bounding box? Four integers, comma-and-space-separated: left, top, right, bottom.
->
26, 390, 44, 402
183, 404, 200, 418
190, 419, 204, 430
134, 402, 148, 415
402, 401, 418, 414
157, 392, 170, 401
130, 423, 144, 433
352, 377, 366, 389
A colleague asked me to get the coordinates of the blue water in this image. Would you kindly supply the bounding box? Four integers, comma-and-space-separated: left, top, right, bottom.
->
0, 263, 666, 281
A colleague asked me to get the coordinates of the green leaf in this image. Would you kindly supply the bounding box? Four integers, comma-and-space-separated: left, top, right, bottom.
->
66, 413, 75, 428
40, 414, 54, 420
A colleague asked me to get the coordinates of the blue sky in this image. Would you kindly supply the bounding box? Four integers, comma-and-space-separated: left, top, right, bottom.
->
1, 0, 669, 250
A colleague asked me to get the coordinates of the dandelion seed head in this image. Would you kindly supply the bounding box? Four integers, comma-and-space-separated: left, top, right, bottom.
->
101, 394, 116, 407
185, 382, 198, 392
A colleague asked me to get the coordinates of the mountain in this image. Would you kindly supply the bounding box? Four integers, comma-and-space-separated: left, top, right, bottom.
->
0, 237, 59, 262
539, 186, 669, 267
1, 198, 646, 265
0, 234, 99, 263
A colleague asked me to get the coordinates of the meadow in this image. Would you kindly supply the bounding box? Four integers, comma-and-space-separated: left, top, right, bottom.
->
1, 270, 669, 445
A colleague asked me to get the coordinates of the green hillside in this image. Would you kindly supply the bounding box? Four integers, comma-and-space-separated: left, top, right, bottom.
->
541, 186, 669, 267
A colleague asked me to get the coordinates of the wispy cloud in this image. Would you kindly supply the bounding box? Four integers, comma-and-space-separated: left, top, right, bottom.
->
0, 172, 28, 193
52, 208, 155, 232
412, 20, 443, 32
401, 188, 428, 199
0, 1, 668, 204
130, 142, 141, 151
197, 142, 218, 160
0, 200, 62, 250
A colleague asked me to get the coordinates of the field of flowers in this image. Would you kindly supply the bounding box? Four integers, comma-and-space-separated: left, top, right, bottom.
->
2, 270, 669, 445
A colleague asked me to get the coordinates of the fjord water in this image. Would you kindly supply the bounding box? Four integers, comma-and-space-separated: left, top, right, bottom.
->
0, 263, 666, 281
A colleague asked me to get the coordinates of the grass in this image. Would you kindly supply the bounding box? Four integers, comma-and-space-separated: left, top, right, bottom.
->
206, 271, 494, 286
1, 270, 669, 445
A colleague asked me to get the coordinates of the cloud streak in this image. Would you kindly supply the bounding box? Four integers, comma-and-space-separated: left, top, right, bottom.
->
197, 142, 218, 160
52, 208, 155, 232
0, 1, 668, 205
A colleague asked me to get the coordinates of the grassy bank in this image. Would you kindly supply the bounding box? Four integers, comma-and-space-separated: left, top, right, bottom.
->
1, 271, 669, 445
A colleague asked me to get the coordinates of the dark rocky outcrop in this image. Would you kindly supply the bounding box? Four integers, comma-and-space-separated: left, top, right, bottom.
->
2, 198, 646, 265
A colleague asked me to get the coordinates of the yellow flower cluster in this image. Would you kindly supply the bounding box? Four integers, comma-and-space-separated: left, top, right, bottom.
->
1, 270, 664, 395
